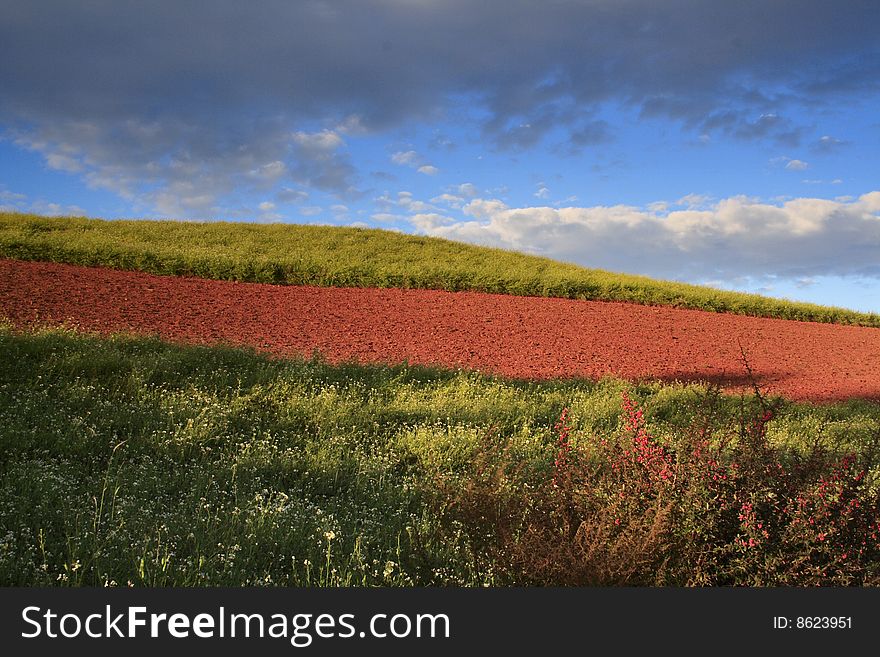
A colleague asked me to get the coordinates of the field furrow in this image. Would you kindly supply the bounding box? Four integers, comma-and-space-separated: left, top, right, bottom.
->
3, 258, 878, 402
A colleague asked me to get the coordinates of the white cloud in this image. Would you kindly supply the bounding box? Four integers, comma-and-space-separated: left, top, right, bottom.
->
457, 183, 479, 198
291, 130, 343, 151
258, 201, 275, 212
860, 191, 880, 212
463, 198, 508, 219
396, 192, 434, 213
534, 183, 550, 199
409, 213, 457, 231
0, 188, 27, 204
391, 150, 439, 175
391, 150, 420, 166
675, 193, 713, 209
375, 190, 436, 214
814, 135, 848, 152
288, 130, 359, 196
276, 187, 309, 203
772, 156, 810, 172
430, 193, 465, 208
335, 114, 368, 135
299, 206, 322, 216
249, 160, 287, 183
45, 152, 84, 173
153, 184, 219, 218
802, 178, 843, 185
29, 200, 87, 216
370, 212, 402, 223
0, 187, 86, 216
412, 192, 880, 280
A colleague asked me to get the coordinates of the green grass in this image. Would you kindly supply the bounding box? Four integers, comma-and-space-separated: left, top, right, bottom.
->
2, 211, 877, 327
2, 326, 878, 586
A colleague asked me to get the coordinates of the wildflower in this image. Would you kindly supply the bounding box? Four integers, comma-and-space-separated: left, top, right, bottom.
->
552, 408, 572, 488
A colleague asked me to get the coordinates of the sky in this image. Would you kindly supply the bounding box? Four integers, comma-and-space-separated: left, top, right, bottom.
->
1, 1, 879, 313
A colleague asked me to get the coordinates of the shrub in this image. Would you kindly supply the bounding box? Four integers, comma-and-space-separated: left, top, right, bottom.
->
435, 389, 880, 586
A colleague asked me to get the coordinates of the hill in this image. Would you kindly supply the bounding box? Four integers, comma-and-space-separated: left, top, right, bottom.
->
2, 211, 877, 327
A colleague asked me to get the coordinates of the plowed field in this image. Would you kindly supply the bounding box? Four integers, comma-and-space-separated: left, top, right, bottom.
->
2, 258, 878, 402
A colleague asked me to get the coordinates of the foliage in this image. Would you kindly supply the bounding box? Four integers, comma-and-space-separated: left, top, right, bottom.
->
1, 326, 878, 586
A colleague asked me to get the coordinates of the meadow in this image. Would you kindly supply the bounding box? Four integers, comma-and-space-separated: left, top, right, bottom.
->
2, 211, 878, 327
2, 326, 878, 586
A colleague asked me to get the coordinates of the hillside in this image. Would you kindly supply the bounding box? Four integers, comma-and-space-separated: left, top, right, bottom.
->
2, 211, 877, 327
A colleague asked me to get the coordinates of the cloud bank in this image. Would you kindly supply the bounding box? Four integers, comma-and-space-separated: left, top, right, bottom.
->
416, 192, 880, 281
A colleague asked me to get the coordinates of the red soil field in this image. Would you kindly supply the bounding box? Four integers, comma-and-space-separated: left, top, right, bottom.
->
2, 258, 879, 402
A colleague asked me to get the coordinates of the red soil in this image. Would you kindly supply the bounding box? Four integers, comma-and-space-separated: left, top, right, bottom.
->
2, 258, 879, 402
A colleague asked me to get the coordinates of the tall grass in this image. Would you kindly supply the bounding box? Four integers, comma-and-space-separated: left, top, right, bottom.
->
2, 211, 877, 327
1, 326, 878, 586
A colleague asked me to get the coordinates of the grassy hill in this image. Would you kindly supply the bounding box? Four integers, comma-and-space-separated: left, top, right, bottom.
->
2, 211, 877, 327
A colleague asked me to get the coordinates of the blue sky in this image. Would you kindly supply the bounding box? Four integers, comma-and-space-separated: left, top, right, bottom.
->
1, 1, 879, 313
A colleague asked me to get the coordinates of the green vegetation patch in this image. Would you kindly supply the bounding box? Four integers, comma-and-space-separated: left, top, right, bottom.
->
1, 326, 879, 586
2, 211, 878, 326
